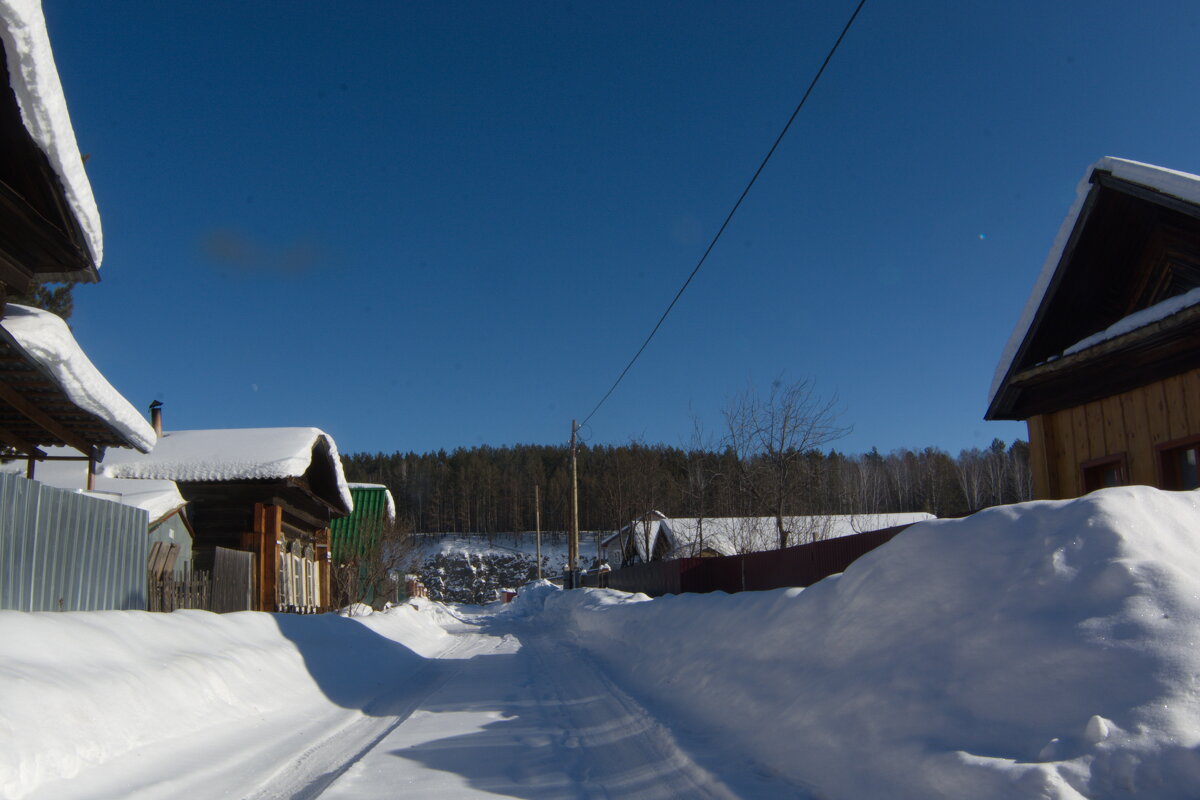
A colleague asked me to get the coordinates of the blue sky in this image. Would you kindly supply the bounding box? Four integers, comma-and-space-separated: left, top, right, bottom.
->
40, 1, 1200, 456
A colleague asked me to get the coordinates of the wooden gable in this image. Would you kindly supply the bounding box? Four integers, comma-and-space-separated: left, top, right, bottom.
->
987, 167, 1200, 421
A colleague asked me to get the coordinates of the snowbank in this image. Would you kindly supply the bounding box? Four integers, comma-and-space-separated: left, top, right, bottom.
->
532, 487, 1200, 799
0, 605, 447, 799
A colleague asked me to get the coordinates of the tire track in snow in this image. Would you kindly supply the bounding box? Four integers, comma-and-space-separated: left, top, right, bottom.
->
310, 615, 792, 798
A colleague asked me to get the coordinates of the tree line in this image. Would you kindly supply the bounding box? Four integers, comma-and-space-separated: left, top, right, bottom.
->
341, 437, 1032, 536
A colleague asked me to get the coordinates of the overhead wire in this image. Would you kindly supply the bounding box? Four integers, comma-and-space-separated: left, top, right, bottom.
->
578, 0, 869, 430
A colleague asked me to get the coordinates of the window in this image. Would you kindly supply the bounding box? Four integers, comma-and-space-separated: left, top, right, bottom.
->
1081, 455, 1128, 493
1159, 437, 1200, 490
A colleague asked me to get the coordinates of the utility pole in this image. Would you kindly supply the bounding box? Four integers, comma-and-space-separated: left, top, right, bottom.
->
534, 484, 542, 581
568, 419, 579, 589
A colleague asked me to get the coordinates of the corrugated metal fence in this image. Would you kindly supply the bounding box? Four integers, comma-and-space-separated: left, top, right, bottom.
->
594, 524, 913, 597
211, 546, 255, 613
0, 473, 149, 611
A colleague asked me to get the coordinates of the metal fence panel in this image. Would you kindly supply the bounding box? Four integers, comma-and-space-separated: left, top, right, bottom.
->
0, 473, 149, 611
605, 523, 916, 598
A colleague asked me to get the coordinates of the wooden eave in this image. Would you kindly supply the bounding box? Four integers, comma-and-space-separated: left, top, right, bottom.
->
989, 168, 1200, 420
175, 477, 343, 529
988, 303, 1200, 419
0, 44, 97, 288
0, 328, 129, 454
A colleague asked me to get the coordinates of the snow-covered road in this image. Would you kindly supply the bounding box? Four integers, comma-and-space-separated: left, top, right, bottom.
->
311, 611, 794, 799
18, 602, 800, 800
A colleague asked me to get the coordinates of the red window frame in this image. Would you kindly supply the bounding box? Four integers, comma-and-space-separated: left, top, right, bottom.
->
1157, 435, 1200, 490
1080, 454, 1129, 494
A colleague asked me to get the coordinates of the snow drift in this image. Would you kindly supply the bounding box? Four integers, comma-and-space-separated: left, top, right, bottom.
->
0, 606, 448, 799
4, 487, 1200, 799
532, 486, 1200, 799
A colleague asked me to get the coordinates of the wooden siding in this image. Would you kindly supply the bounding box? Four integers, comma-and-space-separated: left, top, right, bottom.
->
1027, 367, 1200, 498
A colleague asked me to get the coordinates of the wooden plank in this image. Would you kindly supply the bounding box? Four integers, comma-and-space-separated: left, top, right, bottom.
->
1055, 408, 1078, 498
1182, 368, 1200, 431
161, 543, 180, 576
1162, 374, 1190, 441
0, 378, 95, 453
1070, 405, 1091, 494
0, 423, 42, 456
1085, 400, 1107, 458
1027, 416, 1053, 499
1101, 395, 1126, 458
147, 542, 167, 579
1121, 386, 1153, 485
1145, 380, 1171, 448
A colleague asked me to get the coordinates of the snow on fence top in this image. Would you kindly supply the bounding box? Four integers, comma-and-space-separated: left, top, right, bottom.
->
0, 304, 156, 452
0, 0, 102, 266
104, 426, 353, 513
989, 157, 1200, 407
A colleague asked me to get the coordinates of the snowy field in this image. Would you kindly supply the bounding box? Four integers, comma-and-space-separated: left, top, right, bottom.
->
4, 486, 1200, 798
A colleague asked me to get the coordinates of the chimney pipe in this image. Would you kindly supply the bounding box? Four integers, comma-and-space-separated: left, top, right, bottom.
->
149, 400, 163, 438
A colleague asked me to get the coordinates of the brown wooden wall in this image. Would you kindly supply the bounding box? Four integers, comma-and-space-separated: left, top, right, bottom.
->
1027, 368, 1200, 499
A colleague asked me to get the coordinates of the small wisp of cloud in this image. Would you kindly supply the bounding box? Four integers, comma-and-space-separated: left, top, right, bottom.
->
201, 228, 320, 277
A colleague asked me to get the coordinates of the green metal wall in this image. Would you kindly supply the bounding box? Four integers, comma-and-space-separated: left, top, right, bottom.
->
330, 486, 390, 561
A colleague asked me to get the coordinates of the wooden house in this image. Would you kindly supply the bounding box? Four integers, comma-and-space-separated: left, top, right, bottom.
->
986, 157, 1200, 498
104, 421, 354, 613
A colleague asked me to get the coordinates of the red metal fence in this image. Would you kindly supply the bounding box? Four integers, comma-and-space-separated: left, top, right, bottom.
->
588, 523, 913, 596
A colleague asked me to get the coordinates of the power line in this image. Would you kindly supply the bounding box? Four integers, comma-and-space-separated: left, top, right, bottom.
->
579, 0, 869, 429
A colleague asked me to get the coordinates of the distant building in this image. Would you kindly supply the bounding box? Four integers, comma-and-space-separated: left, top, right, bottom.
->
602, 511, 935, 567
987, 158, 1200, 498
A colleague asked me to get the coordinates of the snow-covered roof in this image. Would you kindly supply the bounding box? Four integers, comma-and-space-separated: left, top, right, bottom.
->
348, 482, 397, 524
608, 512, 935, 561
989, 157, 1200, 407
0, 0, 101, 267
103, 427, 353, 514
0, 304, 156, 452
0, 448, 184, 524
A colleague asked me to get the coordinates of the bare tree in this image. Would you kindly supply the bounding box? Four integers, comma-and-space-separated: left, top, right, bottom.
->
1008, 440, 1034, 502
682, 415, 723, 557
331, 518, 414, 609
955, 448, 987, 511
724, 377, 850, 549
